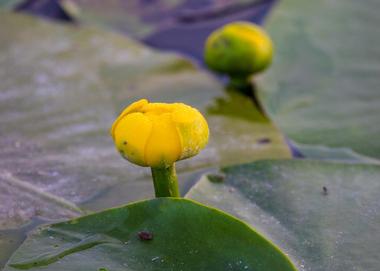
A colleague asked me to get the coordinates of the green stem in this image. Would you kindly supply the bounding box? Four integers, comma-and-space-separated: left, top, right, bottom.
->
151, 164, 180, 198
228, 76, 254, 95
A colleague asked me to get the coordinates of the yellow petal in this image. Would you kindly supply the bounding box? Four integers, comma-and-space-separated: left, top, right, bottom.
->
144, 113, 181, 167
172, 104, 209, 160
140, 102, 173, 115
110, 99, 148, 139
113, 112, 152, 167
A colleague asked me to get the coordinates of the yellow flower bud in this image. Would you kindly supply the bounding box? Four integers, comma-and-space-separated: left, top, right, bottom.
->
110, 99, 209, 168
204, 21, 273, 78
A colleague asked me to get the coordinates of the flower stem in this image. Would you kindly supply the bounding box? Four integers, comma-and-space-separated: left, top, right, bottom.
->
229, 76, 251, 92
151, 164, 180, 198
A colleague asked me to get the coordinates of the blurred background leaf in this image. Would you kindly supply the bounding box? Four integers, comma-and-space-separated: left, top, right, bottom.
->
257, 0, 380, 160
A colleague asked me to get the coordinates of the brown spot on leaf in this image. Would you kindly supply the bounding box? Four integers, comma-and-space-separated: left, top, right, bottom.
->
138, 231, 153, 241
322, 186, 328, 195
257, 138, 271, 144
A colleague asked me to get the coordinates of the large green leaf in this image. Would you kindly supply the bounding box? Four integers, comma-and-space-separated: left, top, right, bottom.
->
0, 11, 290, 230
4, 198, 296, 271
257, 0, 380, 159
186, 160, 380, 271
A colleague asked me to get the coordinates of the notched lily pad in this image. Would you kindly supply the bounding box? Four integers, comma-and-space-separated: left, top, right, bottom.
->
4, 198, 296, 271
187, 160, 380, 271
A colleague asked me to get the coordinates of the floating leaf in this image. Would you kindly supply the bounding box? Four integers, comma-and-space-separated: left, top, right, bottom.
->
4, 198, 296, 271
187, 160, 380, 271
257, 0, 380, 160
0, 169, 82, 230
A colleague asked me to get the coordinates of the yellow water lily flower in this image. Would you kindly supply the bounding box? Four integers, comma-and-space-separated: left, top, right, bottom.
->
110, 99, 209, 168
204, 21, 273, 78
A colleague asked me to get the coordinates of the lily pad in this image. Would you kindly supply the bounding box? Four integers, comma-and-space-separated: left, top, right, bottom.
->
0, 11, 290, 230
257, 0, 380, 160
4, 198, 296, 271
186, 160, 380, 271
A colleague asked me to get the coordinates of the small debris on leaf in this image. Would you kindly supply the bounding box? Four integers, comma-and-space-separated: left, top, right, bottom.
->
257, 138, 271, 144
208, 173, 226, 183
151, 256, 160, 262
138, 231, 153, 241
322, 186, 328, 195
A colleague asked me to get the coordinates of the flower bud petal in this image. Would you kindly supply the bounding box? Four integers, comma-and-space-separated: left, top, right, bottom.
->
111, 99, 209, 168
144, 113, 182, 167
171, 105, 209, 160
204, 21, 273, 78
113, 112, 152, 166
110, 99, 148, 140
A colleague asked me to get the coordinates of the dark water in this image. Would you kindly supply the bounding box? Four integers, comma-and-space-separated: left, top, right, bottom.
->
15, 0, 277, 62
143, 0, 277, 61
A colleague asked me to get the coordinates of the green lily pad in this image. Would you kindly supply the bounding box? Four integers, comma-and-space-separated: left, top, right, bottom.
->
257, 0, 380, 160
4, 198, 296, 271
0, 11, 290, 230
186, 160, 380, 271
